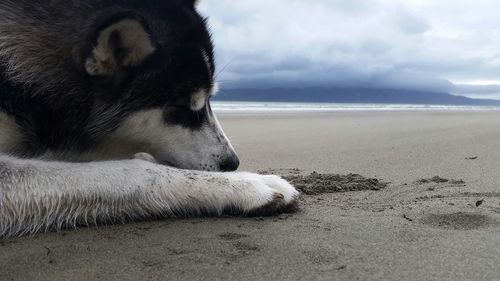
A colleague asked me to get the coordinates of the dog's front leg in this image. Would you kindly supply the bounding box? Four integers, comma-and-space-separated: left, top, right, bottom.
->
131, 152, 299, 215
0, 156, 299, 237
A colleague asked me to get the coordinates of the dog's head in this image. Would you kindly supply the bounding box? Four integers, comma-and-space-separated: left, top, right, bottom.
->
79, 1, 239, 171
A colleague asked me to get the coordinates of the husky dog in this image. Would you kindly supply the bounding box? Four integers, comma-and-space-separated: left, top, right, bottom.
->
0, 0, 299, 237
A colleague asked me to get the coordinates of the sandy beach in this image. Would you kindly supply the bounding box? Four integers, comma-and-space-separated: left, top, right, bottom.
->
1, 111, 500, 281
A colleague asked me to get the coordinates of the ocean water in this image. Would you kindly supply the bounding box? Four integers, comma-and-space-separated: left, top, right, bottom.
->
212, 101, 500, 113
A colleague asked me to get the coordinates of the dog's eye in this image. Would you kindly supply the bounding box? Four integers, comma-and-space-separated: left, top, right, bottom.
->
164, 104, 208, 128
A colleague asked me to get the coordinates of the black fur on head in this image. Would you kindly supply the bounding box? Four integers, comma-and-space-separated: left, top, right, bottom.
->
79, 1, 215, 106
0, 0, 238, 171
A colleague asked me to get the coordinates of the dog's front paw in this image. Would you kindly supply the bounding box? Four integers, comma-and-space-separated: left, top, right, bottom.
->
227, 173, 300, 216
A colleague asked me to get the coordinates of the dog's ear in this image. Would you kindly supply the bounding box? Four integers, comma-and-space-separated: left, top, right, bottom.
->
85, 15, 156, 77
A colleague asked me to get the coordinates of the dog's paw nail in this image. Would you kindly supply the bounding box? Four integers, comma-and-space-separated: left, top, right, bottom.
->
273, 192, 285, 200
248, 193, 287, 217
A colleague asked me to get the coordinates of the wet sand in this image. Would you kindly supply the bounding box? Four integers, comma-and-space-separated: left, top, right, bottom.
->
1, 111, 500, 281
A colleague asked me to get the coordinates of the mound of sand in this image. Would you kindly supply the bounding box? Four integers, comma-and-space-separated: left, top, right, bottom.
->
282, 172, 388, 195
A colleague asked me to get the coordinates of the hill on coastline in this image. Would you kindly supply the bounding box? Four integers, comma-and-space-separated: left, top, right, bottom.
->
215, 87, 500, 106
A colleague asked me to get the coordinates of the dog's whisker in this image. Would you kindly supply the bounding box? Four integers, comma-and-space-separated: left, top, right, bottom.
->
214, 59, 233, 79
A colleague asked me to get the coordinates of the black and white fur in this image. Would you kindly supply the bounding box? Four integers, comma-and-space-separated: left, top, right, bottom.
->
0, 0, 299, 237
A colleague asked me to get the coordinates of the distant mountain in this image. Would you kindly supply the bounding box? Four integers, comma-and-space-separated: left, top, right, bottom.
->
215, 87, 500, 106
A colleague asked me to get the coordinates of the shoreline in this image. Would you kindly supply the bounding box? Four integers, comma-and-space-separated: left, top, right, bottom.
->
212, 101, 500, 115
215, 108, 500, 117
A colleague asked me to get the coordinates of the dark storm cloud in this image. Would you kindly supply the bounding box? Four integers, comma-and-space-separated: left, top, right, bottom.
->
199, 0, 500, 98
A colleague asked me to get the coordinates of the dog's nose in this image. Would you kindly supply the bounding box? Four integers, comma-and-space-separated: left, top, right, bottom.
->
219, 155, 240, 172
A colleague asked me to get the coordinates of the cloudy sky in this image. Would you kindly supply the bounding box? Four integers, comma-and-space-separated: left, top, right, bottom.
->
198, 0, 500, 99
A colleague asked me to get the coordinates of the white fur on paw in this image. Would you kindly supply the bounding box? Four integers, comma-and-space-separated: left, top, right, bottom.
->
227, 173, 300, 214
132, 152, 157, 163
260, 175, 300, 204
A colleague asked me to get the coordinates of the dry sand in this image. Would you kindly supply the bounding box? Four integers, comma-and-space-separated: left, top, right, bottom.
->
1, 111, 500, 281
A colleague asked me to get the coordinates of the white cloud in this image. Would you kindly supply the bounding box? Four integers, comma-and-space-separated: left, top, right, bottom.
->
198, 0, 500, 97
